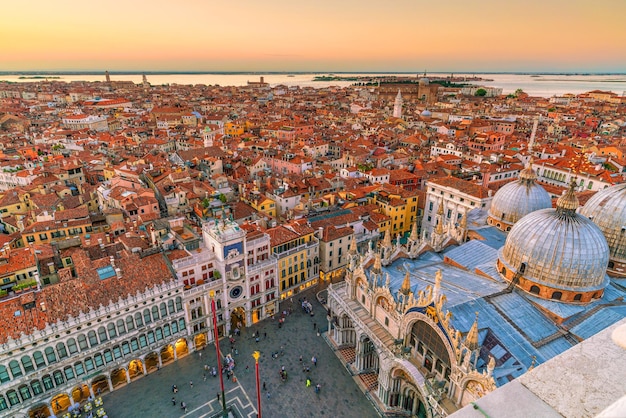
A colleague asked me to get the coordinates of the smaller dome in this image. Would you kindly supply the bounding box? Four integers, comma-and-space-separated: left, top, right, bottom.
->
487, 160, 551, 230
421, 109, 432, 117
419, 77, 430, 85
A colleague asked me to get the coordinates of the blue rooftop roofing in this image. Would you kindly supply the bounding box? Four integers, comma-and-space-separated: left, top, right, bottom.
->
96, 265, 116, 280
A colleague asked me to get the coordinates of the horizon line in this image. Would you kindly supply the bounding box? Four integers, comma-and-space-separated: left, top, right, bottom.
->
1, 70, 626, 76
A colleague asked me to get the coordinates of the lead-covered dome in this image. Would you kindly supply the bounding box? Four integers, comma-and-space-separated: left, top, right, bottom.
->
579, 183, 626, 277
497, 181, 610, 303
488, 160, 552, 231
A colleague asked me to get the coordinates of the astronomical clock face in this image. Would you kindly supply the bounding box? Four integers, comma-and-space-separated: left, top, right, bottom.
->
229, 285, 243, 300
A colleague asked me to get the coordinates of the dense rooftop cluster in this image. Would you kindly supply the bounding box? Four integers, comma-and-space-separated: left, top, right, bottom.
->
0, 74, 625, 416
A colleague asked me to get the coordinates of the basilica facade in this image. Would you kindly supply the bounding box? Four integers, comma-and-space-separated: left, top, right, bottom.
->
326, 169, 626, 417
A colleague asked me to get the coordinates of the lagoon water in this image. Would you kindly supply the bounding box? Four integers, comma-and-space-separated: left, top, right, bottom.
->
1, 72, 625, 98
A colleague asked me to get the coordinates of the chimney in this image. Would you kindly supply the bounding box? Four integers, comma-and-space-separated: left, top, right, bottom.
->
110, 255, 115, 268
98, 238, 104, 249
47, 262, 55, 274
115, 268, 122, 278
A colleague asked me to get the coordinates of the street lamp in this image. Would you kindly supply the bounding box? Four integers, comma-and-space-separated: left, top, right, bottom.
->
252, 351, 262, 418
210, 290, 228, 417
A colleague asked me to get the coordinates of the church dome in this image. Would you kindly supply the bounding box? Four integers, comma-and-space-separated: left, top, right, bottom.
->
579, 183, 626, 277
421, 109, 432, 117
497, 182, 610, 303
487, 161, 552, 231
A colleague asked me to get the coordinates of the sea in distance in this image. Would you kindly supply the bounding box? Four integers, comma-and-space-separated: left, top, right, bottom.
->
1, 72, 626, 98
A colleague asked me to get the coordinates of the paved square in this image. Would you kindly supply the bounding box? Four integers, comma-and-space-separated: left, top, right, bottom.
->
103, 288, 379, 418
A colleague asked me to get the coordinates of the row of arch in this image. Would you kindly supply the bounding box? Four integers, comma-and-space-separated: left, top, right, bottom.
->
0, 338, 190, 415
0, 321, 186, 414
0, 299, 183, 384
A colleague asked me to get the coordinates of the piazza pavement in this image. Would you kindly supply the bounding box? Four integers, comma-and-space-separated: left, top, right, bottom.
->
101, 287, 380, 418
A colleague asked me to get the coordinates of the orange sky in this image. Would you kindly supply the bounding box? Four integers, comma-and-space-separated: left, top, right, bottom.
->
1, 0, 625, 72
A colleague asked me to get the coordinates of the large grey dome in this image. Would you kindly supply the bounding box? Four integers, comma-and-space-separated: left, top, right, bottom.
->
498, 183, 610, 300
488, 162, 552, 230
579, 183, 626, 274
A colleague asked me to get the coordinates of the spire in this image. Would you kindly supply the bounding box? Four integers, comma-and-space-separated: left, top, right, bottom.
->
556, 179, 579, 215
383, 228, 392, 248
465, 312, 480, 351
437, 197, 444, 215
487, 355, 496, 377
373, 252, 382, 272
528, 117, 539, 153
409, 217, 419, 241
400, 271, 411, 295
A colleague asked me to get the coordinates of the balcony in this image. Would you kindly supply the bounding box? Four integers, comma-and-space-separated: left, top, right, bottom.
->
246, 256, 277, 276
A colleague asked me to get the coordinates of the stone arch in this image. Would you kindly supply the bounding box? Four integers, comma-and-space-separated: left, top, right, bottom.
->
71, 383, 90, 403
50, 392, 71, 415
401, 312, 457, 381
28, 402, 51, 418
459, 379, 489, 407
144, 352, 160, 372
127, 359, 144, 380
90, 375, 110, 396
110, 367, 128, 389
355, 334, 382, 372
194, 332, 207, 350
386, 365, 431, 418
400, 311, 456, 371
160, 344, 175, 364
175, 338, 189, 357
373, 291, 393, 311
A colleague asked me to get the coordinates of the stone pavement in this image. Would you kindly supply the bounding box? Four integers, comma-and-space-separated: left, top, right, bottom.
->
103, 287, 379, 418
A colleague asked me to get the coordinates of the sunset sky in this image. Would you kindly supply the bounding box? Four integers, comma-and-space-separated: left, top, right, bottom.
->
2, 0, 625, 73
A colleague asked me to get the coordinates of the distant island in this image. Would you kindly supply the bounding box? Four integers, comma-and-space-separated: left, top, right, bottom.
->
18, 76, 61, 79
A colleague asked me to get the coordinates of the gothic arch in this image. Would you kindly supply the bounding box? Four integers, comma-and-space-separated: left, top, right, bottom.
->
386, 364, 431, 418
373, 292, 394, 315
400, 311, 457, 372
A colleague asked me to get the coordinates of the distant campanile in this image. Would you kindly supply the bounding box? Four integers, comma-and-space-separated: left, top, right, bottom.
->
393, 90, 403, 119
105, 70, 111, 83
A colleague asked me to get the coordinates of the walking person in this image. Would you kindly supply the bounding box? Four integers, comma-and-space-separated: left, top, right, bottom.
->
172, 397, 176, 406
263, 381, 266, 391
267, 392, 271, 399
313, 322, 316, 330
190, 380, 193, 389
312, 356, 317, 366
